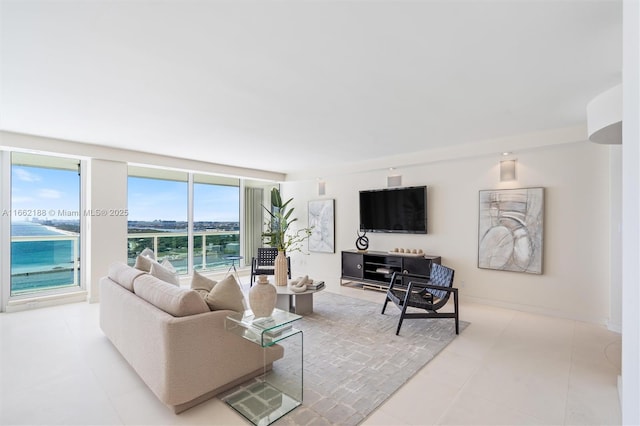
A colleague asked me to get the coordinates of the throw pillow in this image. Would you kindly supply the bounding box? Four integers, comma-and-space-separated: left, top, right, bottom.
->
139, 247, 155, 260
161, 258, 176, 272
149, 261, 180, 286
191, 270, 216, 299
134, 254, 154, 272
205, 274, 245, 312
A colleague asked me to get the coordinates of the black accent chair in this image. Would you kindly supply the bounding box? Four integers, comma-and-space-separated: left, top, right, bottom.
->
381, 264, 458, 335
250, 247, 291, 287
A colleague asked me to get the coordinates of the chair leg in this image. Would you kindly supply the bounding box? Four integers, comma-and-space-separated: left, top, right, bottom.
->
396, 303, 409, 335
454, 290, 459, 334
249, 272, 254, 288
381, 296, 390, 314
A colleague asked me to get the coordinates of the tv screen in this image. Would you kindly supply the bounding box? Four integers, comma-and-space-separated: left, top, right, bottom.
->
359, 186, 427, 234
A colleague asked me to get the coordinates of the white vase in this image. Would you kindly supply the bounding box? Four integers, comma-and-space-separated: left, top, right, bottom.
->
249, 275, 277, 317
274, 250, 288, 286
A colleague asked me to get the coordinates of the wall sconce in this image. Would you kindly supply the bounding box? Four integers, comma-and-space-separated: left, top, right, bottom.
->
318, 179, 326, 196
387, 168, 402, 187
500, 159, 517, 182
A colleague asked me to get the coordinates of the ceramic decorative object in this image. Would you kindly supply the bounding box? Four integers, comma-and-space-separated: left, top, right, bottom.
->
249, 275, 276, 317
289, 275, 309, 293
274, 250, 288, 286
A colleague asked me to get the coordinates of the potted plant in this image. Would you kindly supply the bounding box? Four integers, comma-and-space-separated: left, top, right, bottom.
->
262, 188, 312, 285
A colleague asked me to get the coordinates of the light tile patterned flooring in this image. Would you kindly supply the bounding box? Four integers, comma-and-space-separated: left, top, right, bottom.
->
0, 279, 621, 425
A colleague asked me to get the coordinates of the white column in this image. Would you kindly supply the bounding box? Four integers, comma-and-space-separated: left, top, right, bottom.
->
85, 159, 128, 302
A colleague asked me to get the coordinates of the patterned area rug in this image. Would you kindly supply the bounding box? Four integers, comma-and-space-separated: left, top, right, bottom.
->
221, 291, 468, 426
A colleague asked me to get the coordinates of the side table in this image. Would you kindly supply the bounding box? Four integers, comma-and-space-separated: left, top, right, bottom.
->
275, 282, 325, 315
223, 309, 303, 426
224, 255, 244, 286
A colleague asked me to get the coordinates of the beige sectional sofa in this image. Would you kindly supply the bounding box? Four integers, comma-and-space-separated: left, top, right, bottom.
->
99, 262, 284, 413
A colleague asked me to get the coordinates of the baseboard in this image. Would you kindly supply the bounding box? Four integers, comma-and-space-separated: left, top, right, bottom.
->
461, 294, 610, 326
617, 375, 622, 409
607, 320, 622, 334
5, 291, 88, 313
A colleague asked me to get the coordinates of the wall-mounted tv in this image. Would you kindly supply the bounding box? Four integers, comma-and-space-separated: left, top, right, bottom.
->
359, 186, 427, 234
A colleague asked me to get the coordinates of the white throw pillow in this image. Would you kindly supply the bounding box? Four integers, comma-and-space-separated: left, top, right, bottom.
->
161, 258, 176, 272
149, 261, 180, 286
205, 275, 245, 312
139, 247, 155, 260
134, 254, 154, 272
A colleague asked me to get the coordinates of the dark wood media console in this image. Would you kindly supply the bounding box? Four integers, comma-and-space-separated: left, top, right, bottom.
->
341, 250, 441, 291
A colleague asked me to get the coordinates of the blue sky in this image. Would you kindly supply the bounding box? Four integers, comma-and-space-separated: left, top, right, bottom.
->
11, 166, 79, 219
10, 167, 239, 222
128, 177, 239, 222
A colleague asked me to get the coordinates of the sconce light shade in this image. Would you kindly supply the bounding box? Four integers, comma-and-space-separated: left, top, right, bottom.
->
387, 175, 402, 187
587, 84, 622, 144
500, 159, 517, 181
318, 180, 326, 196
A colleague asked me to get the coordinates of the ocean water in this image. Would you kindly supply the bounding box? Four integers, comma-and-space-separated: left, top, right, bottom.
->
11, 222, 239, 294
11, 222, 79, 294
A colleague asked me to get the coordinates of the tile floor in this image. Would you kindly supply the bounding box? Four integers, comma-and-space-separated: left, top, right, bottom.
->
0, 279, 622, 425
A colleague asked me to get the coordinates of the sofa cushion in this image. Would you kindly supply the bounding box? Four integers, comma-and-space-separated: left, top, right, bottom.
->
108, 262, 146, 292
205, 274, 245, 313
190, 270, 216, 298
150, 261, 179, 286
133, 274, 209, 317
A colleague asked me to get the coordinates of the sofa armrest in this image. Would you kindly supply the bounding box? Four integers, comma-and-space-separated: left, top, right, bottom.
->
159, 310, 284, 405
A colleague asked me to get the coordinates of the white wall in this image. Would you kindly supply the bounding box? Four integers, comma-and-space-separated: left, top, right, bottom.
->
284, 140, 615, 325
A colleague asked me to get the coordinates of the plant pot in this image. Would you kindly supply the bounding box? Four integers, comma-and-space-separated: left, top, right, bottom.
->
274, 250, 288, 286
249, 275, 277, 317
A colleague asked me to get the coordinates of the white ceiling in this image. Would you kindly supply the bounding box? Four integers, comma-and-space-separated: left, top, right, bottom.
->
0, 0, 622, 177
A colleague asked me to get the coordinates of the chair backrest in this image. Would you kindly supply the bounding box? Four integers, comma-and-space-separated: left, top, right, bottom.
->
256, 247, 279, 266
426, 263, 455, 300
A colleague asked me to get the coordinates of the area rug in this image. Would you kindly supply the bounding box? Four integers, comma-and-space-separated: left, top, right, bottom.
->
221, 291, 468, 425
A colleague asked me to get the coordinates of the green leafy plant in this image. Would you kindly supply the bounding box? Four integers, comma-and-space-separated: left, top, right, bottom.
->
262, 188, 312, 253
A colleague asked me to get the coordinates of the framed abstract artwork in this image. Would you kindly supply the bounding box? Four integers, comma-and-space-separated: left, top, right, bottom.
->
308, 199, 335, 253
478, 187, 544, 274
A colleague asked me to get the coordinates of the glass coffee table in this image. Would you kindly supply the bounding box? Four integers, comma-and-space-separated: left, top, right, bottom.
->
223, 308, 303, 426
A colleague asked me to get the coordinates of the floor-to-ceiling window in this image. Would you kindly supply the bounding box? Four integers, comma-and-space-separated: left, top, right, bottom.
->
127, 167, 242, 274
9, 152, 82, 296
193, 174, 240, 271
127, 167, 188, 273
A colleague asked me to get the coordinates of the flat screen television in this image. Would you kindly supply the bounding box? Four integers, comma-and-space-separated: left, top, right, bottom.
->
359, 186, 427, 234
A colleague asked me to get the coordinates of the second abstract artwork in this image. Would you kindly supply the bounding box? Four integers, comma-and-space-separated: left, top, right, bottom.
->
478, 187, 544, 274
